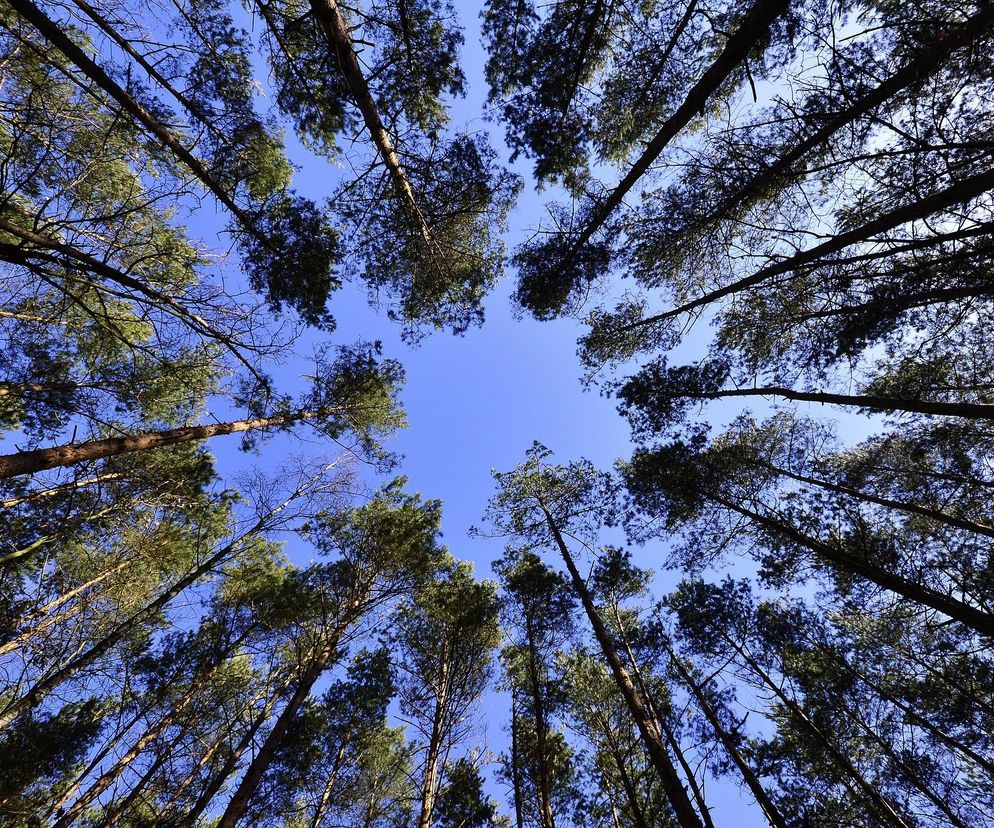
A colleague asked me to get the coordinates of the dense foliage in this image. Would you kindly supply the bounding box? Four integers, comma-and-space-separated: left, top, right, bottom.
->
2, 0, 994, 825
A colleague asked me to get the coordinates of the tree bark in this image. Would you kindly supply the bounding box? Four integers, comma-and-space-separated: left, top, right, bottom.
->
661, 639, 790, 828
538, 502, 705, 828
417, 641, 450, 828
0, 505, 283, 730
215, 636, 343, 828
723, 634, 912, 828
0, 221, 262, 380
759, 459, 994, 540
564, 0, 789, 258
643, 165, 994, 324
0, 406, 334, 480
509, 690, 526, 828
1, 472, 125, 508
710, 493, 994, 638
170, 676, 292, 828
6, 0, 262, 239
682, 384, 994, 422
683, 4, 994, 238
523, 615, 556, 828
307, 0, 433, 246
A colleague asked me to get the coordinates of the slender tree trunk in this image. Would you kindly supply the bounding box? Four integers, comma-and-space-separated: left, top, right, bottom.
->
215, 635, 344, 828
850, 708, 970, 828
565, 0, 789, 258
644, 164, 994, 324
758, 459, 994, 539
417, 642, 450, 828
818, 643, 994, 778
103, 744, 174, 825
711, 493, 994, 638
54, 716, 189, 828
538, 502, 705, 828
724, 635, 912, 828
0, 381, 108, 398
69, 0, 232, 148
680, 384, 994, 422
611, 608, 713, 828
43, 697, 153, 822
0, 503, 285, 730
686, 3, 994, 236
1, 472, 125, 508
0, 559, 130, 658
509, 690, 526, 828
6, 0, 261, 237
0, 406, 334, 479
556, 0, 607, 124
307, 0, 433, 246
51, 626, 251, 828
593, 709, 650, 828
170, 675, 293, 828
661, 638, 790, 828
0, 223, 262, 381
309, 738, 350, 828
523, 616, 556, 828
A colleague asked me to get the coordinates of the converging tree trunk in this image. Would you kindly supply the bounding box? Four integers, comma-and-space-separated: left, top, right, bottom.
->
0, 406, 336, 479
537, 501, 705, 828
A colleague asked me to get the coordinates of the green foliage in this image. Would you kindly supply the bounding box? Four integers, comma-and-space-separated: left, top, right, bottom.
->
435, 758, 510, 828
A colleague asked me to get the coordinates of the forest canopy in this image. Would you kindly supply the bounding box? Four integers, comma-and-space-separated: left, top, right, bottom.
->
2, 0, 994, 826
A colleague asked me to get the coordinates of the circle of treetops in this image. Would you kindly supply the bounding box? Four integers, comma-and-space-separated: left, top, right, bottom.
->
1, 0, 993, 826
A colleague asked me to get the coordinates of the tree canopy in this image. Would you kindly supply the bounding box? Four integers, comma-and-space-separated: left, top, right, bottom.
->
3, 0, 994, 825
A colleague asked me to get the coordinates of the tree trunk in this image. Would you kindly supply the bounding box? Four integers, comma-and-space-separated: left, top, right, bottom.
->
711, 494, 994, 638
849, 708, 970, 828
612, 608, 713, 828
0, 505, 283, 730
723, 634, 912, 828
594, 708, 651, 828
0, 559, 130, 658
417, 641, 450, 828
0, 406, 332, 480
818, 643, 994, 778
538, 502, 705, 828
169, 675, 293, 828
509, 690, 526, 828
309, 738, 351, 828
648, 164, 994, 324
686, 3, 994, 237
523, 615, 556, 828
661, 638, 790, 828
307, 0, 433, 246
1, 472, 126, 508
0, 222, 261, 380
215, 637, 343, 828
759, 459, 994, 540
565, 0, 789, 258
684, 384, 994, 422
51, 625, 253, 827
6, 0, 261, 238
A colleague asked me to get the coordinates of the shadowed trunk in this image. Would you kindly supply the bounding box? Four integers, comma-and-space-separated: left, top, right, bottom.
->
673, 384, 994, 422
538, 501, 705, 828
661, 638, 790, 828
5, 0, 262, 238
308, 0, 433, 246
0, 407, 335, 480
710, 493, 994, 638
563, 0, 789, 259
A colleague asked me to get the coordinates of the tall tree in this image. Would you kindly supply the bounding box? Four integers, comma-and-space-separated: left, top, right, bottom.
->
494, 547, 578, 828
395, 561, 502, 828
484, 446, 706, 828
